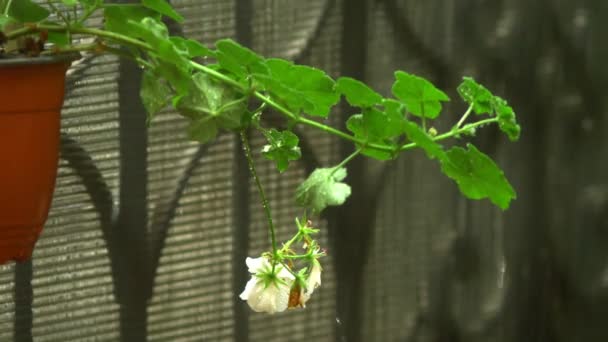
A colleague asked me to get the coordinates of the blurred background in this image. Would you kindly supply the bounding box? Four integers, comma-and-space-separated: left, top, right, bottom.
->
1, 0, 607, 341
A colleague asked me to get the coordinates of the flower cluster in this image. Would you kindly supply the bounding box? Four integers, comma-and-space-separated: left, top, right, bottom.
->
240, 218, 325, 314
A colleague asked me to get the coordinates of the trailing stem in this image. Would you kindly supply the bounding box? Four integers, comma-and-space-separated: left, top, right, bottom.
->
330, 148, 362, 177
239, 131, 278, 259
4, 24, 503, 158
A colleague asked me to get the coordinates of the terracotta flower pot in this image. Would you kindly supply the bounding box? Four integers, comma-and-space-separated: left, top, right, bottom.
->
0, 54, 78, 264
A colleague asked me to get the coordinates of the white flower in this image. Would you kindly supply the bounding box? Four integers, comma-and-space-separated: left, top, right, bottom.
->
301, 259, 322, 304
239, 257, 294, 314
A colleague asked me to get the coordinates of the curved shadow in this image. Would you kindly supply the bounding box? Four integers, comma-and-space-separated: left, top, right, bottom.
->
59, 133, 116, 241
148, 142, 210, 274
294, 0, 337, 63
379, 0, 452, 86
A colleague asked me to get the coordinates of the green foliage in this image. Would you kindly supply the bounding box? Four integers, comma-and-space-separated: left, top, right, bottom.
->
6, 0, 49, 23
169, 37, 214, 58
254, 59, 339, 117
142, 0, 184, 22
127, 17, 193, 93
335, 77, 382, 108
47, 31, 70, 47
261, 129, 301, 172
439, 144, 516, 210
175, 73, 245, 143
215, 39, 266, 80
0, 15, 12, 31
213, 40, 340, 117
402, 121, 445, 160
457, 77, 494, 115
295, 167, 351, 213
346, 108, 402, 160
0, 1, 522, 215
140, 69, 171, 122
493, 96, 521, 141
78, 0, 101, 10
340, 97, 407, 161
392, 71, 449, 119
130, 18, 185, 63
457, 77, 521, 141
104, 5, 160, 35
0, 2, 526, 298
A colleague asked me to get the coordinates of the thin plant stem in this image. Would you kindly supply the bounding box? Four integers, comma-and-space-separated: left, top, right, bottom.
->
330, 147, 362, 177
46, 1, 71, 42
456, 104, 474, 128
76, 3, 100, 25
280, 219, 304, 252
281, 254, 309, 260
398, 117, 498, 151
239, 130, 278, 259
280, 233, 301, 253
40, 42, 96, 55
3, 0, 12, 15
5, 23, 502, 157
215, 97, 248, 115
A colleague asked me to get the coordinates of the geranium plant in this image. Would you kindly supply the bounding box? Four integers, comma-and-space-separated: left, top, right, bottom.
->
0, 0, 520, 313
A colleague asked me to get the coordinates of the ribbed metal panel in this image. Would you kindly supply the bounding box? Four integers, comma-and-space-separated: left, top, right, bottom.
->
3, 0, 604, 341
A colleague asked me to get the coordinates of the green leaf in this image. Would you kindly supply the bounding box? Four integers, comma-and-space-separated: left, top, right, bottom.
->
457, 77, 493, 115
254, 59, 339, 117
457, 78, 520, 141
61, 0, 79, 6
142, 0, 184, 22
402, 121, 445, 160
169, 37, 215, 58
155, 60, 191, 95
335, 77, 382, 108
382, 98, 404, 115
177, 72, 240, 119
188, 116, 218, 144
127, 17, 171, 55
346, 107, 403, 160
120, 17, 192, 93
104, 5, 160, 35
175, 72, 245, 143
439, 144, 515, 210
215, 39, 267, 79
493, 96, 521, 141
7, 0, 50, 23
295, 167, 351, 213
0, 14, 14, 31
391, 71, 449, 119
261, 129, 301, 172
346, 114, 386, 160
380, 99, 407, 137
47, 31, 70, 47
140, 69, 172, 122
79, 0, 101, 10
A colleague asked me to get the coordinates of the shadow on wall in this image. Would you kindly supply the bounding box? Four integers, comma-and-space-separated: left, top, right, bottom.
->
355, 1, 608, 341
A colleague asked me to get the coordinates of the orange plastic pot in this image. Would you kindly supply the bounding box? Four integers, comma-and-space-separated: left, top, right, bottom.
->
0, 54, 78, 264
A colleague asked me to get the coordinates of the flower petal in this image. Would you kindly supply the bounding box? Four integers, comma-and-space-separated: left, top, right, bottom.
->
239, 277, 259, 300
307, 260, 322, 290
246, 279, 293, 314
302, 260, 322, 304
246, 257, 269, 274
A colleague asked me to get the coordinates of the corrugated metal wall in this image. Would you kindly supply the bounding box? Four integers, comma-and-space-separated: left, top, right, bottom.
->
1, 0, 607, 341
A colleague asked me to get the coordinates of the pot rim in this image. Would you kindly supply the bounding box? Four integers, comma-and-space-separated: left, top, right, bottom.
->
0, 52, 81, 67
